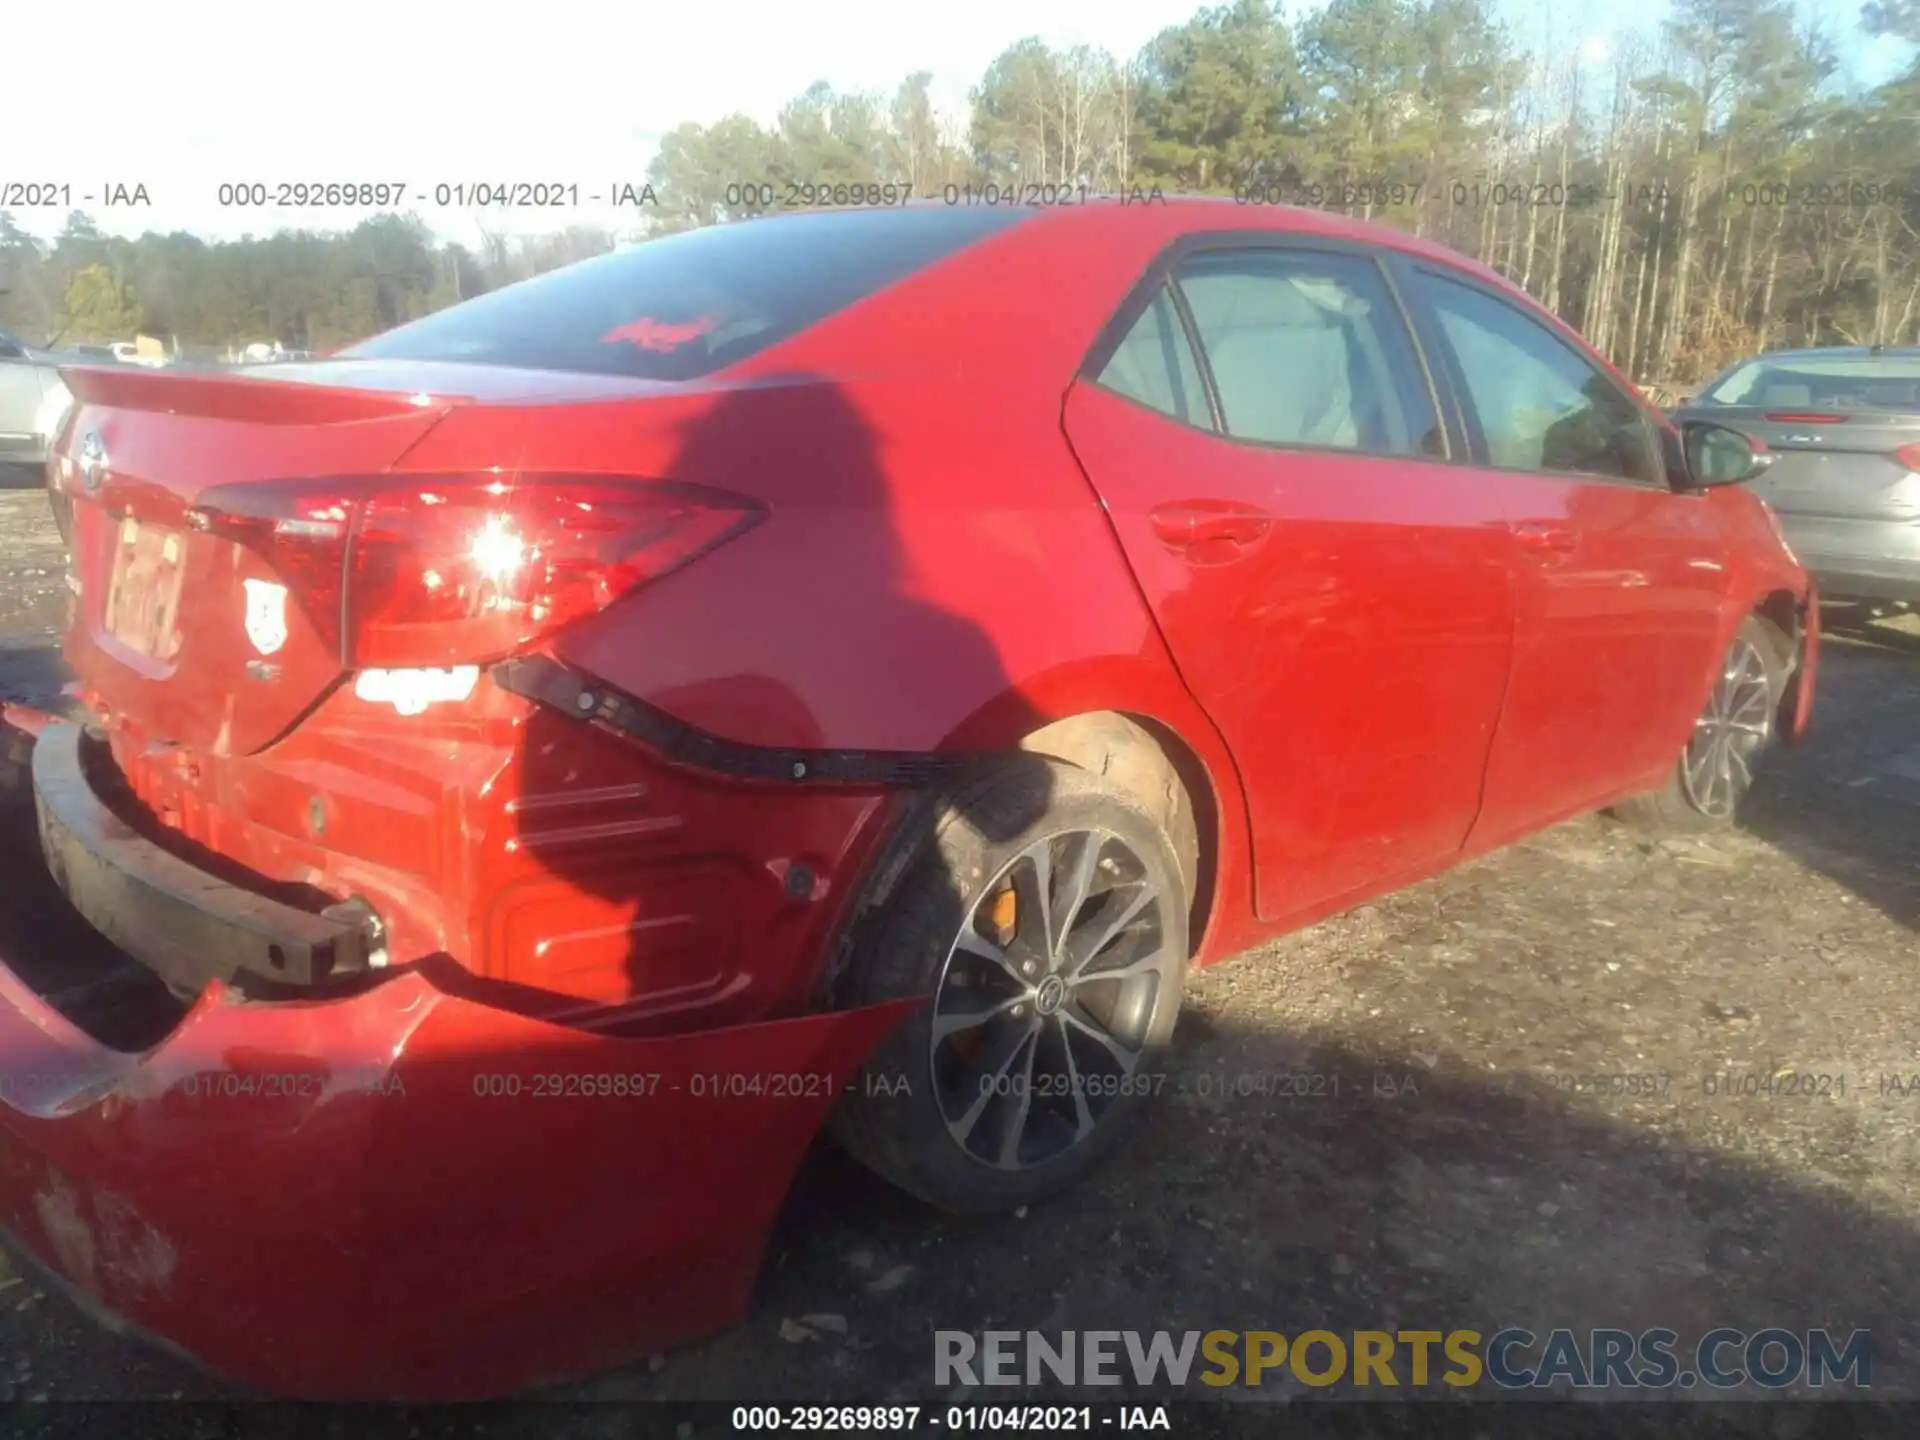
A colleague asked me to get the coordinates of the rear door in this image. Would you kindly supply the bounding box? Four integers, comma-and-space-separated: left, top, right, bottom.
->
1062, 237, 1516, 922
1397, 264, 1729, 845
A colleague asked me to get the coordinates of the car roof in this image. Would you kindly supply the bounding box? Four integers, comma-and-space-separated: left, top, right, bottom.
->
1735, 345, 1920, 363
1026, 193, 1531, 314
709, 195, 1610, 395
735, 195, 1509, 285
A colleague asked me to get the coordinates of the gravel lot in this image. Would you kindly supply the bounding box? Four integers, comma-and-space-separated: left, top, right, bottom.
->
0, 474, 1916, 1418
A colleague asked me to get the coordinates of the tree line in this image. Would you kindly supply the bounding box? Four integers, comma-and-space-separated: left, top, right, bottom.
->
0, 211, 618, 359
2, 0, 1914, 383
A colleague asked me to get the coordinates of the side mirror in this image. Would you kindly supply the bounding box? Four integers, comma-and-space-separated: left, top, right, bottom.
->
1682, 421, 1773, 487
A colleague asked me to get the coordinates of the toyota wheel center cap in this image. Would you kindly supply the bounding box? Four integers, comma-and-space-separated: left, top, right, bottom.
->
1034, 975, 1067, 1015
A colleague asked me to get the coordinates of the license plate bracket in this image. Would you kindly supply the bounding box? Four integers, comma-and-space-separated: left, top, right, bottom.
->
103, 517, 186, 661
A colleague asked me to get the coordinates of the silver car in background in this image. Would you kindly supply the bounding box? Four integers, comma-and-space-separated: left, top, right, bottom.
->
0, 331, 71, 478
1675, 346, 1920, 606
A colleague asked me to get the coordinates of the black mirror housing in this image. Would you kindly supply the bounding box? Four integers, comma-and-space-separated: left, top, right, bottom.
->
1682, 420, 1773, 487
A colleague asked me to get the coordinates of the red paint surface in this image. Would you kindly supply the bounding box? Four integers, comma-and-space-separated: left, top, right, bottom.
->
2, 199, 1815, 1396
0, 704, 55, 738
0, 951, 918, 1398
1787, 580, 1820, 744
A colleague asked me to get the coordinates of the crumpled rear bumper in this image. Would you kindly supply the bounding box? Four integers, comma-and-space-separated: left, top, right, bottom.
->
0, 718, 919, 1397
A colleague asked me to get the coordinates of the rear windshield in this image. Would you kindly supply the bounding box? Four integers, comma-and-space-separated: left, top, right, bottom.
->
1704, 356, 1920, 411
341, 207, 1033, 381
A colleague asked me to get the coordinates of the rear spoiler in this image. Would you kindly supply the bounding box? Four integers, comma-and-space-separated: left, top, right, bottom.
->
58, 364, 471, 426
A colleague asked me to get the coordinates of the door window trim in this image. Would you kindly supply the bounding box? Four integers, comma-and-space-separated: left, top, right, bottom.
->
1086, 277, 1224, 435
1163, 277, 1226, 435
1078, 231, 1463, 465
1399, 260, 1672, 491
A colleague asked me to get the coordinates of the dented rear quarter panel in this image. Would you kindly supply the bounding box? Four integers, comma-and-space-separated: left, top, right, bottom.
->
100, 673, 899, 1026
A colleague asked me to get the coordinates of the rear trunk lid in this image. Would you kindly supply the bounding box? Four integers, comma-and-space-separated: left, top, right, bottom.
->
1678, 404, 1920, 523
55, 364, 462, 755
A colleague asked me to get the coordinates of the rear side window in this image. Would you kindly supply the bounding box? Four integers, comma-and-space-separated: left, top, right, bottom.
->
1171, 249, 1437, 455
1095, 286, 1213, 429
342, 207, 1033, 381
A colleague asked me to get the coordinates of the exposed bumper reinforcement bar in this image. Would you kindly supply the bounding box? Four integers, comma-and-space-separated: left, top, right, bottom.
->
32, 722, 380, 990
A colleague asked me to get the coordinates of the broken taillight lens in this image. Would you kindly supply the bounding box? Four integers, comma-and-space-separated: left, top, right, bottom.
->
190, 476, 764, 668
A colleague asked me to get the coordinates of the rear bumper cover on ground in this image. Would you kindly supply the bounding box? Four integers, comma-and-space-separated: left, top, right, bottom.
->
1785, 582, 1820, 744
0, 720, 921, 1399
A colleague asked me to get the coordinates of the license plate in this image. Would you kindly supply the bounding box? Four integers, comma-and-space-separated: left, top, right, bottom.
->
103, 517, 186, 660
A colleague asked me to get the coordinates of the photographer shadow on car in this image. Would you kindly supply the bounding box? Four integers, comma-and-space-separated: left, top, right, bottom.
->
491, 372, 1202, 1340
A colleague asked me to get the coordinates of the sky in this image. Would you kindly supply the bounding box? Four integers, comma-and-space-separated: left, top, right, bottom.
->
2, 0, 1904, 249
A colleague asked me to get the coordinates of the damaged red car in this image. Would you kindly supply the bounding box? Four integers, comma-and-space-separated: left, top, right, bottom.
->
0, 200, 1816, 1398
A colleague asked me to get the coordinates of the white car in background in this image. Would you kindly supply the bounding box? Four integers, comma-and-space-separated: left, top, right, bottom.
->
0, 331, 70, 477
109, 341, 171, 367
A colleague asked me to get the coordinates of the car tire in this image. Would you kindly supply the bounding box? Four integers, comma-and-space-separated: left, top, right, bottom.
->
1609, 615, 1790, 834
828, 756, 1187, 1216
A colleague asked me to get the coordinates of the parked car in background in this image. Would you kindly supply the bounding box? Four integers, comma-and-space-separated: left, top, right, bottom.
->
1675, 345, 1920, 606
0, 200, 1815, 1398
0, 330, 70, 476
108, 341, 171, 368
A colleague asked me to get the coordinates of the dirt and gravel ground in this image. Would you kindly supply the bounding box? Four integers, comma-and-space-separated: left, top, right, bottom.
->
0, 471, 1916, 1420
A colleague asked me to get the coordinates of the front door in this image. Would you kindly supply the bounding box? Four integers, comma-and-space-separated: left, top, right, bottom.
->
1398, 265, 1729, 846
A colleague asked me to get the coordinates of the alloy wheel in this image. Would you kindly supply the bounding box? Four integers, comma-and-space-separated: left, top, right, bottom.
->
929, 828, 1178, 1171
1681, 635, 1774, 819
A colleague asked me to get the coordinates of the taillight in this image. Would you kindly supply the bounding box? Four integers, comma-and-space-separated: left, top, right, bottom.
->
348, 478, 762, 667
190, 481, 360, 652
1894, 442, 1920, 472
190, 476, 763, 667
1763, 411, 1846, 423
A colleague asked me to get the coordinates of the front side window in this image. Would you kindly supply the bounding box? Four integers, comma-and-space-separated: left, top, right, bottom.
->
1094, 286, 1213, 429
1415, 271, 1662, 485
1170, 249, 1437, 455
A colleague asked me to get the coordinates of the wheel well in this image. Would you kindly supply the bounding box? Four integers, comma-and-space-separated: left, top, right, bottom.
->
1754, 590, 1801, 668
1017, 711, 1218, 958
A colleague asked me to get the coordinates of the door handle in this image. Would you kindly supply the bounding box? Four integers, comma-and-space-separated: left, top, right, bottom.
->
1149, 500, 1273, 555
1514, 521, 1577, 554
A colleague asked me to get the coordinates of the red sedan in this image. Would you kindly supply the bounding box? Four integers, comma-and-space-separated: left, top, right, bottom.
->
0, 199, 1815, 1398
